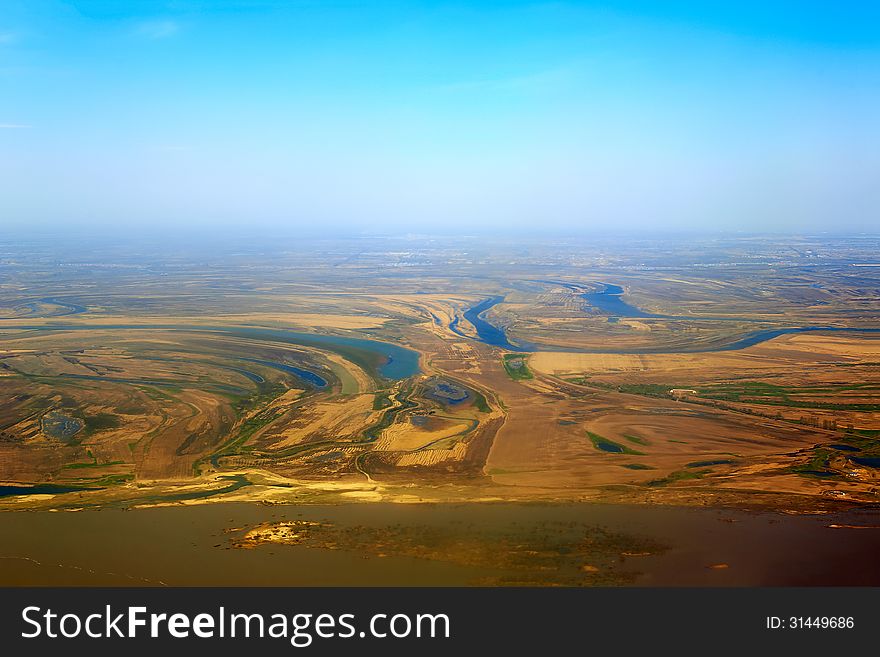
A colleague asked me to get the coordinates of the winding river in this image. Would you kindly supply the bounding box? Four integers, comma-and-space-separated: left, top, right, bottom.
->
454, 284, 880, 354
0, 297, 88, 320
451, 296, 532, 352
0, 325, 420, 380
243, 358, 329, 388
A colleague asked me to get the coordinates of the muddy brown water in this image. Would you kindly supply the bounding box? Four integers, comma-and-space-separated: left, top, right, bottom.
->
2, 502, 880, 586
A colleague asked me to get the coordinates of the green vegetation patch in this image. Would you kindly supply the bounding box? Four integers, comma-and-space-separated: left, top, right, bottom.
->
623, 433, 648, 446
471, 390, 491, 413
326, 361, 359, 395
789, 448, 839, 478
62, 460, 124, 470
696, 381, 880, 411
586, 431, 644, 455
621, 463, 655, 470
647, 469, 708, 487
616, 383, 671, 398
83, 413, 121, 434
685, 459, 734, 469
363, 386, 418, 441
225, 408, 283, 454
502, 354, 533, 380
373, 391, 393, 410
83, 473, 135, 487
194, 382, 289, 472
848, 428, 880, 439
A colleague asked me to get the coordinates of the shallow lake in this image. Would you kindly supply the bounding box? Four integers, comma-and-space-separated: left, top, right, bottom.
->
2, 502, 880, 586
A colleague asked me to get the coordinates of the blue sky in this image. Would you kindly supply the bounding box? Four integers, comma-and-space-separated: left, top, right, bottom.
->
1, 1, 878, 234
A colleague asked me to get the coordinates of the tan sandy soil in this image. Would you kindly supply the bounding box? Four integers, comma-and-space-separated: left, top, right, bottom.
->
375, 418, 470, 452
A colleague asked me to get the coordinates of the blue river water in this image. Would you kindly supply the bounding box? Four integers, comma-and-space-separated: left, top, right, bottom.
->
227, 327, 419, 379
0, 297, 88, 319
456, 296, 532, 352
39, 297, 88, 316
581, 283, 761, 323
225, 366, 265, 384
2, 325, 420, 380
454, 285, 880, 355
243, 358, 328, 388
708, 326, 880, 351
0, 483, 101, 498
581, 284, 662, 318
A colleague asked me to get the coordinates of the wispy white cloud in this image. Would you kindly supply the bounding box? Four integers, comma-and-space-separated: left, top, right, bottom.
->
135, 20, 180, 40
0, 123, 30, 129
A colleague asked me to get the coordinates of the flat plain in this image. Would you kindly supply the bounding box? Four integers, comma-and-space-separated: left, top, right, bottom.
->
1, 233, 879, 584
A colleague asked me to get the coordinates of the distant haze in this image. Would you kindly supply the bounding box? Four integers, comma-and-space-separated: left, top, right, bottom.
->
1, 1, 879, 235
